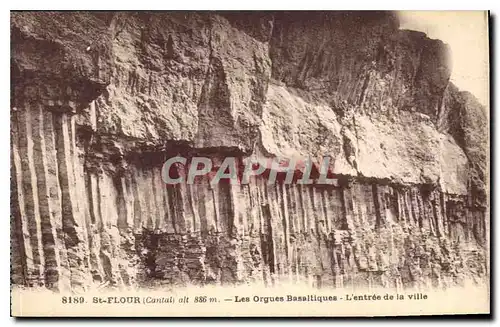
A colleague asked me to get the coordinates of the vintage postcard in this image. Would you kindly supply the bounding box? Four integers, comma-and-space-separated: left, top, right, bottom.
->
10, 10, 490, 317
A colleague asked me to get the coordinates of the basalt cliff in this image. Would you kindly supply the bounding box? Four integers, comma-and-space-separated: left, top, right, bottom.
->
10, 11, 489, 292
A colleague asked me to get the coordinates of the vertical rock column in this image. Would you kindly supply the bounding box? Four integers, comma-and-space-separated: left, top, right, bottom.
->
52, 103, 91, 290
10, 87, 94, 291
11, 105, 41, 287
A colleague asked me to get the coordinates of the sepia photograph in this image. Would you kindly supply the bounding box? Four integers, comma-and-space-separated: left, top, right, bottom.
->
9, 10, 490, 317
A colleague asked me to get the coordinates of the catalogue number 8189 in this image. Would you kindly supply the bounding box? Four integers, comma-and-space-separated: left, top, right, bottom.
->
61, 296, 85, 304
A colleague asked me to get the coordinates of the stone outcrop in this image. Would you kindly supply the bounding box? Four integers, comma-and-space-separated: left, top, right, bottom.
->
10, 11, 488, 292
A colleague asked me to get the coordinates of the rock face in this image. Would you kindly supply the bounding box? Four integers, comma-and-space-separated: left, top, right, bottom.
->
10, 12, 488, 292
